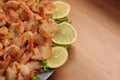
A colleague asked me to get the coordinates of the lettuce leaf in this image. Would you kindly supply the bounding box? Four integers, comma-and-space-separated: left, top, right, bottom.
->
52, 43, 71, 49
40, 60, 50, 72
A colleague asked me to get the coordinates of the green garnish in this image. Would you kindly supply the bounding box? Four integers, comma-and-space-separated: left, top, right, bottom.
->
55, 17, 69, 24
40, 60, 50, 72
48, 15, 72, 24
52, 43, 71, 49
54, 17, 72, 24
31, 75, 40, 80
63, 45, 71, 49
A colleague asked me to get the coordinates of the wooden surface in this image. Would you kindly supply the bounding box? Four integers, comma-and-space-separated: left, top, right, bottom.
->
48, 0, 120, 80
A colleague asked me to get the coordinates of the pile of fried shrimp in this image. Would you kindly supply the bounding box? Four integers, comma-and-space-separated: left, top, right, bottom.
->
0, 0, 58, 80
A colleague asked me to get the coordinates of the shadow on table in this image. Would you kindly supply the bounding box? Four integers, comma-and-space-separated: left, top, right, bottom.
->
86, 0, 120, 25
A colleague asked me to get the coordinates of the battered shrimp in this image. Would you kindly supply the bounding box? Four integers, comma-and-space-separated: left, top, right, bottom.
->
32, 30, 52, 60
40, 0, 55, 14
0, 76, 6, 80
32, 43, 52, 60
14, 19, 25, 35
5, 1, 20, 10
4, 45, 20, 60
0, 26, 8, 36
40, 18, 58, 37
26, 0, 40, 13
0, 13, 11, 24
14, 31, 33, 47
0, 0, 58, 80
0, 56, 11, 75
6, 64, 17, 80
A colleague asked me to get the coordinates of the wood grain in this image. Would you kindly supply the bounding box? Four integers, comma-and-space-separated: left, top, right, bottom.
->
48, 0, 120, 80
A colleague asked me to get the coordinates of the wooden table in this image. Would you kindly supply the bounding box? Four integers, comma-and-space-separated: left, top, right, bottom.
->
48, 0, 120, 80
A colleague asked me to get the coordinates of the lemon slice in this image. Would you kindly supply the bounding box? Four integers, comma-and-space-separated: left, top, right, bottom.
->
47, 46, 68, 68
52, 1, 70, 19
52, 22, 77, 45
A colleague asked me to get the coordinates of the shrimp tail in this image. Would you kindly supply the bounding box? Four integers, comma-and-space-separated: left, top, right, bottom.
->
29, 38, 34, 52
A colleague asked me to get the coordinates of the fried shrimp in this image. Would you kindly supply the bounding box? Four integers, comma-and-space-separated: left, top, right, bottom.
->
0, 0, 58, 80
